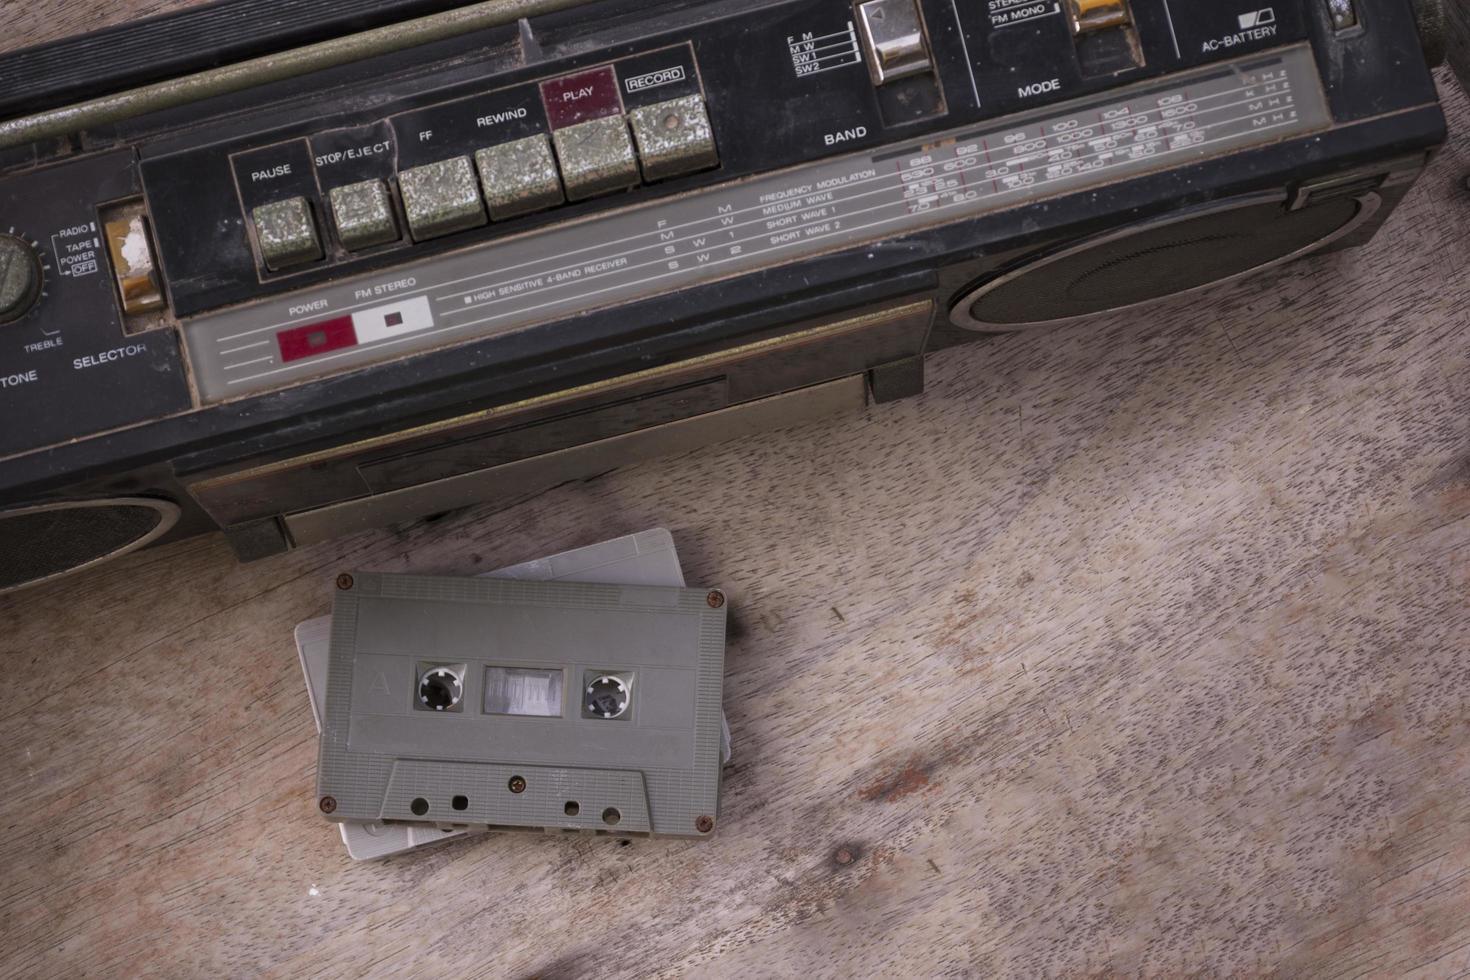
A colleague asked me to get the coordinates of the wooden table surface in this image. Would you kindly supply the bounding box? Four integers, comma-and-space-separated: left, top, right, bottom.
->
3, 7, 1469, 978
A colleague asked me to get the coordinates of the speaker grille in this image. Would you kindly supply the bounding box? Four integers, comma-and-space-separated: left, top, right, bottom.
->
959, 196, 1363, 329
0, 499, 180, 595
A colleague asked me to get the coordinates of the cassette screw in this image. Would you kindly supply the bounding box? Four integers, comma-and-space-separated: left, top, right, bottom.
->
319, 796, 337, 814
696, 815, 714, 833
706, 590, 725, 609
508, 776, 527, 794
335, 573, 354, 590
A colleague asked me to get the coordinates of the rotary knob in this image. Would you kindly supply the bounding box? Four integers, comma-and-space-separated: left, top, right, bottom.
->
0, 234, 42, 324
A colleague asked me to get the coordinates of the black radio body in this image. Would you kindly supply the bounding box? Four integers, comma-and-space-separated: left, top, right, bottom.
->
0, 0, 1446, 592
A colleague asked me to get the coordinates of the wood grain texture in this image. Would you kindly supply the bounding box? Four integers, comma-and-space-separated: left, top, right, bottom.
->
2, 6, 1469, 977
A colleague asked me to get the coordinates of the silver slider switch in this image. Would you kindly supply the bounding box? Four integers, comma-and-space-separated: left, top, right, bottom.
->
857, 0, 932, 85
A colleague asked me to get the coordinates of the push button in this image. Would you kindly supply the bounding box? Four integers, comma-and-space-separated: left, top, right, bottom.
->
252, 197, 322, 271
628, 95, 719, 182
329, 179, 399, 251
397, 157, 487, 241
475, 135, 565, 219
541, 66, 639, 201
553, 117, 640, 201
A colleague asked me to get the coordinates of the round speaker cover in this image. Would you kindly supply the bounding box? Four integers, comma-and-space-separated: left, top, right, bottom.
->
0, 498, 180, 595
952, 194, 1372, 331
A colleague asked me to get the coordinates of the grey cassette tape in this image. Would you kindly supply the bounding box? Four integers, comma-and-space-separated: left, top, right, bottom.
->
297, 528, 725, 859
316, 566, 728, 838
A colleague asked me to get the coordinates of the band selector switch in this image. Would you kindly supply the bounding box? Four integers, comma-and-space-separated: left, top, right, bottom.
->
857, 0, 933, 85
856, 0, 943, 124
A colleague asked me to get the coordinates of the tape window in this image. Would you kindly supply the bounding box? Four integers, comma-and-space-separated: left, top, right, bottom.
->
483, 666, 564, 717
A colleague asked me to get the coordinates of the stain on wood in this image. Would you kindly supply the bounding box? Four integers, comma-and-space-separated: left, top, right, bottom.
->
857, 757, 936, 804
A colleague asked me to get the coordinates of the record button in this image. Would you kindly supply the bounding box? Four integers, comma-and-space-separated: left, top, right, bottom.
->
628, 95, 718, 182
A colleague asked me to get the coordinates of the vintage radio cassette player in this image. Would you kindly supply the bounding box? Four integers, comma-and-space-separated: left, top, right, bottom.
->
0, 0, 1448, 593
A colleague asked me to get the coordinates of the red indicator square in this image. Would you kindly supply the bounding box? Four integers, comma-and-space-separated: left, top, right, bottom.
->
277, 315, 358, 363
541, 66, 622, 129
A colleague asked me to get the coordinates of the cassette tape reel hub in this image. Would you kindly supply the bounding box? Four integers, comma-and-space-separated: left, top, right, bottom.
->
584, 674, 632, 720
417, 665, 465, 712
